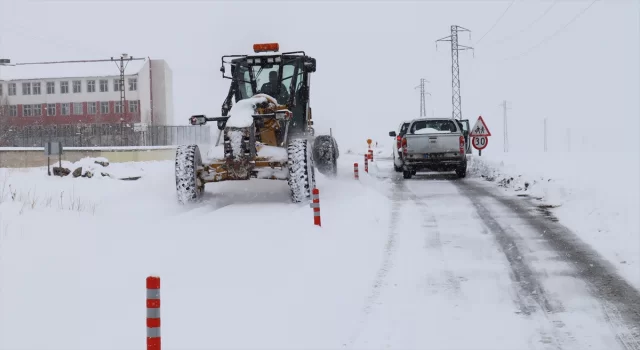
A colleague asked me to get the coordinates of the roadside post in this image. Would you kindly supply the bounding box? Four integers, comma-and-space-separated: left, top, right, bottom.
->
44, 141, 63, 176
469, 116, 491, 156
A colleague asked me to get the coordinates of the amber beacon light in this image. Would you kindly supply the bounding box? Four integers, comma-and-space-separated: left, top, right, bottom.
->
253, 43, 280, 53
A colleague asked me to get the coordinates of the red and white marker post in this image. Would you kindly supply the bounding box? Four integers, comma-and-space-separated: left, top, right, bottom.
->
310, 188, 321, 227
146, 276, 161, 350
354, 162, 359, 179
364, 155, 369, 173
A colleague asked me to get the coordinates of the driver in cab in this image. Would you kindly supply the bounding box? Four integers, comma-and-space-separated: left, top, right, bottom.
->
259, 70, 289, 105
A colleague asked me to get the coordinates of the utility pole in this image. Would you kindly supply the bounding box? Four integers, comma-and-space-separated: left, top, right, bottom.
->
111, 54, 137, 123
414, 78, 431, 117
436, 25, 474, 120
501, 100, 511, 152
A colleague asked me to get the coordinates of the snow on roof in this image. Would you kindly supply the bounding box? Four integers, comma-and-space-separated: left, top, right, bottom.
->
0, 58, 148, 81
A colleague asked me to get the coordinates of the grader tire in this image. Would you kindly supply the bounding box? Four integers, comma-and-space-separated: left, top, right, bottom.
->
287, 138, 316, 203
175, 145, 204, 204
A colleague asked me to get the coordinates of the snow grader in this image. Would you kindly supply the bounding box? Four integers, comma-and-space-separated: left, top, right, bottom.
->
175, 43, 339, 204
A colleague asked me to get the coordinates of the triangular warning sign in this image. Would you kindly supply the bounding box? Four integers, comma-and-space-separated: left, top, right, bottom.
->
469, 116, 491, 137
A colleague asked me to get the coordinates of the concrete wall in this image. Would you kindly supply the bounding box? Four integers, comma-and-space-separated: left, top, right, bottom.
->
150, 59, 173, 125
0, 146, 176, 168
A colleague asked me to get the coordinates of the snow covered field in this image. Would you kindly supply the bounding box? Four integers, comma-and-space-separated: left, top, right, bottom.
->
0, 157, 395, 349
467, 151, 640, 289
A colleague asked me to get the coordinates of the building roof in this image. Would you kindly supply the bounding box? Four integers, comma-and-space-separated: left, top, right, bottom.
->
0, 58, 148, 81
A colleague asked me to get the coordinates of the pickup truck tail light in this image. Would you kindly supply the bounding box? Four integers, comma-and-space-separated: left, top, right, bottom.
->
459, 136, 465, 154
402, 137, 408, 155
396, 135, 402, 150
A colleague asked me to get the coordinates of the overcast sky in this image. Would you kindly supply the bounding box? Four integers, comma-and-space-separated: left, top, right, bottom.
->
0, 0, 638, 154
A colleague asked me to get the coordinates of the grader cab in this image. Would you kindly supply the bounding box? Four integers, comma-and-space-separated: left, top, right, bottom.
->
175, 43, 339, 204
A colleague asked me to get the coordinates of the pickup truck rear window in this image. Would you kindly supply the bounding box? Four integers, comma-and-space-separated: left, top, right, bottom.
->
410, 120, 457, 134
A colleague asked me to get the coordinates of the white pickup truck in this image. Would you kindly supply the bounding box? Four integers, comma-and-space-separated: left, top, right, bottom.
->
400, 118, 470, 179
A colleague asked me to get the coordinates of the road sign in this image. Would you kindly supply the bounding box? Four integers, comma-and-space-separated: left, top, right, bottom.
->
470, 116, 491, 137
472, 136, 488, 150
44, 141, 63, 156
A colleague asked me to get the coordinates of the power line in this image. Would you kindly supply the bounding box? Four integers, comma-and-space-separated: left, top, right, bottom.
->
489, 0, 559, 46
507, 0, 600, 61
475, 0, 517, 46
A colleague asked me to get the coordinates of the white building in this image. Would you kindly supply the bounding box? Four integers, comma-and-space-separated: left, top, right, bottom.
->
0, 58, 173, 127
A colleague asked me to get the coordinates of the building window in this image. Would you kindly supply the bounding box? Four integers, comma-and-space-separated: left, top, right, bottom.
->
9, 105, 17, 117
47, 82, 55, 94
113, 78, 122, 91
32, 82, 41, 95
47, 104, 56, 116
128, 78, 137, 91
22, 82, 31, 95
73, 80, 81, 93
73, 102, 83, 115
100, 101, 109, 114
114, 101, 122, 114
88, 102, 97, 115
99, 79, 108, 92
60, 81, 69, 94
23, 105, 32, 116
61, 103, 70, 116
129, 100, 139, 113
33, 104, 42, 116
8, 83, 16, 96
87, 80, 95, 93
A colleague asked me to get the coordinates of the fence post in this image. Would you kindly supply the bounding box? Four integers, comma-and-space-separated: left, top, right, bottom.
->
146, 276, 161, 350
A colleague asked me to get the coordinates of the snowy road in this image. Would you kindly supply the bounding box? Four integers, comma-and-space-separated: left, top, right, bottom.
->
1, 155, 639, 349
351, 159, 640, 350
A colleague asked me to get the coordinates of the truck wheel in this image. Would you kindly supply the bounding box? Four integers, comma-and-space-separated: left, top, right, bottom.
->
313, 135, 338, 177
456, 163, 467, 178
402, 170, 412, 179
287, 138, 316, 202
394, 165, 402, 172
175, 145, 204, 204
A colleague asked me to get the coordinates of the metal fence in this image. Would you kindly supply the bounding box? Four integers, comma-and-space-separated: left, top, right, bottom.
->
0, 124, 213, 147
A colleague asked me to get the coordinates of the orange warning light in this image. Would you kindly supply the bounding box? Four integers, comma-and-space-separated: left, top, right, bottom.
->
367, 139, 372, 145
253, 43, 279, 53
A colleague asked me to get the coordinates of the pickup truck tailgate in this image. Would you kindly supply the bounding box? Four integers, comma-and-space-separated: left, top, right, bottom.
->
405, 134, 460, 154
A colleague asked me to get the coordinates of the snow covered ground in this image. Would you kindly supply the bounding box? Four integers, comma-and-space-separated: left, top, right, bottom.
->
467, 151, 640, 289
1, 149, 638, 349
0, 156, 395, 349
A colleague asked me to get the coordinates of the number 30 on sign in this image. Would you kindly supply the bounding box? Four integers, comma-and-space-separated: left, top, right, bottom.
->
472, 136, 488, 150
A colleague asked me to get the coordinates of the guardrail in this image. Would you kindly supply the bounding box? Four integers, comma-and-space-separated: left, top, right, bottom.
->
0, 146, 183, 168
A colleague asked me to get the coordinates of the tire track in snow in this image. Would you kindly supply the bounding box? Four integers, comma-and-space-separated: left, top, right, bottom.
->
456, 182, 577, 350
462, 181, 640, 350
344, 180, 405, 348
406, 192, 463, 298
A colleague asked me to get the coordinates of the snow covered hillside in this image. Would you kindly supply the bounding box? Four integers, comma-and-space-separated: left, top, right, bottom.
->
468, 151, 640, 289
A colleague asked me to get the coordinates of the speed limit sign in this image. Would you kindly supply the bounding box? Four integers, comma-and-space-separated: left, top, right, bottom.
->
472, 136, 488, 150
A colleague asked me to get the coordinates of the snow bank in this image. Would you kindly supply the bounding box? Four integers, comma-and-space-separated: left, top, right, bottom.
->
48, 156, 144, 179
225, 96, 268, 128
468, 151, 640, 289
